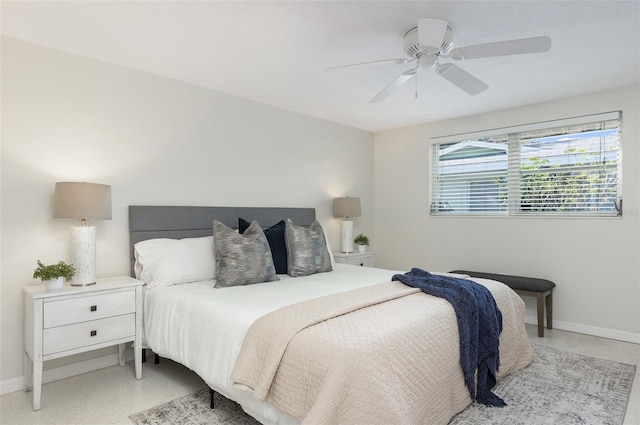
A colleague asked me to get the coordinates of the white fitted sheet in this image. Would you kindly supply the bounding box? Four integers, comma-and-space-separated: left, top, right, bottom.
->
143, 265, 473, 424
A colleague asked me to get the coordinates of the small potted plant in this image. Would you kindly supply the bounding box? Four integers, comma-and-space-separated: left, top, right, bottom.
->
33, 260, 76, 292
353, 234, 370, 253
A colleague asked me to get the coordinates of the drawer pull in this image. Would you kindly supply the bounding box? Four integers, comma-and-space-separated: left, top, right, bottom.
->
90, 305, 97, 312
90, 330, 97, 337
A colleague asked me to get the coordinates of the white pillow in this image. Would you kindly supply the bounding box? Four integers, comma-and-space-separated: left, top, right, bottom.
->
323, 226, 336, 265
134, 236, 215, 286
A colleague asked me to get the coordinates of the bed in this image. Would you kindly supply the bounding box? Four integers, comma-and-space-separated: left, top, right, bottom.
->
129, 205, 533, 425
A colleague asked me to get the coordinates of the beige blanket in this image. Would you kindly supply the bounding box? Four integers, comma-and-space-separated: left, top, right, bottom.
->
231, 278, 533, 425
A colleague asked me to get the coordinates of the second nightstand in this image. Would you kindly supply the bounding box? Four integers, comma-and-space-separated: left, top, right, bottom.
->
333, 251, 375, 267
23, 276, 143, 410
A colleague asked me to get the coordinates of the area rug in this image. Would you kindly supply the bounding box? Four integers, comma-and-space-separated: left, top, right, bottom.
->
129, 344, 636, 425
129, 389, 261, 425
449, 344, 636, 425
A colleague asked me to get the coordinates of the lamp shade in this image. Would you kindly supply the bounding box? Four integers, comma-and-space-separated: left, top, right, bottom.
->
54, 182, 112, 221
333, 197, 361, 218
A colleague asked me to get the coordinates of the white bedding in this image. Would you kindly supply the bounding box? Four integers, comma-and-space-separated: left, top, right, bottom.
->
143, 264, 528, 425
144, 264, 418, 424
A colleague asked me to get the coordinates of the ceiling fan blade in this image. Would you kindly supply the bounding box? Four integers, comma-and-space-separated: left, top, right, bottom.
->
325, 58, 413, 72
369, 68, 417, 103
417, 18, 448, 53
449, 36, 551, 60
436, 63, 488, 95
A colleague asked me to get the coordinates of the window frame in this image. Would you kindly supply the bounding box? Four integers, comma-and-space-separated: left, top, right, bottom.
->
429, 111, 622, 218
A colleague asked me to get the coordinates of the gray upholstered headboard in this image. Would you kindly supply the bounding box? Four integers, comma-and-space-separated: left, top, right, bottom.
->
128, 205, 316, 276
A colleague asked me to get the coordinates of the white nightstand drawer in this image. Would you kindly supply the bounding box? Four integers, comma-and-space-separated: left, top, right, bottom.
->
333, 252, 375, 267
342, 256, 375, 267
43, 313, 135, 355
44, 290, 135, 328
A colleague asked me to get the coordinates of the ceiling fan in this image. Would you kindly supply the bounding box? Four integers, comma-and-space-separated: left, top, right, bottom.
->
327, 18, 551, 103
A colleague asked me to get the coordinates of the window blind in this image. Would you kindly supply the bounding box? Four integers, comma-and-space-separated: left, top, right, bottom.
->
430, 112, 621, 217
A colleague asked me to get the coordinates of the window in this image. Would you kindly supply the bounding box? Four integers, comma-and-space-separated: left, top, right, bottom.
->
430, 112, 622, 217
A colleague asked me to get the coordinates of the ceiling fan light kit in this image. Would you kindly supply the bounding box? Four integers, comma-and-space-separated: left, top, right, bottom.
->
327, 17, 551, 103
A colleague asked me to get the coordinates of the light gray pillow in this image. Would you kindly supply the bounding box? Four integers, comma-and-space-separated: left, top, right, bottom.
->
285, 219, 333, 277
213, 220, 279, 288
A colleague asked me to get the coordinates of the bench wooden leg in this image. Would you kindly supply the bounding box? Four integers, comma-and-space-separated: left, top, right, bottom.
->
545, 291, 553, 330
536, 293, 545, 337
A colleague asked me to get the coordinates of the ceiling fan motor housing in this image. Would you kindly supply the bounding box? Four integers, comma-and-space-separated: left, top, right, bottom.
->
403, 25, 453, 59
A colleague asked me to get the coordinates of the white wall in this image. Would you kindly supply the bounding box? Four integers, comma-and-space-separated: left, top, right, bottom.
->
0, 37, 374, 390
374, 86, 640, 342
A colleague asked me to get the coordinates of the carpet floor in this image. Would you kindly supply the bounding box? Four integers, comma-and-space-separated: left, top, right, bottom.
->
129, 344, 636, 425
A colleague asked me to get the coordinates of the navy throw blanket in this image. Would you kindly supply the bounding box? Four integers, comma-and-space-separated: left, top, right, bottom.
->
392, 268, 505, 407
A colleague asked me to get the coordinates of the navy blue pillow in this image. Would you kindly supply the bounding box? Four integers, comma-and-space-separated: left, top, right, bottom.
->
239, 218, 287, 274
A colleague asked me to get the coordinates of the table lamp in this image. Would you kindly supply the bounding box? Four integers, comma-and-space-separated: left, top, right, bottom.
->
53, 182, 112, 286
333, 197, 361, 253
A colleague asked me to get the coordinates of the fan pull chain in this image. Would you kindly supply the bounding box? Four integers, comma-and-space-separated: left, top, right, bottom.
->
415, 63, 419, 99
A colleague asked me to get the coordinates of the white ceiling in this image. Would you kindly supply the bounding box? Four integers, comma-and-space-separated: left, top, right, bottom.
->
2, 1, 639, 132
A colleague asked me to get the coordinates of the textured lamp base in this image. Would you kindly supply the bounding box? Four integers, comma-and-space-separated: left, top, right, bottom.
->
71, 226, 96, 286
340, 219, 354, 253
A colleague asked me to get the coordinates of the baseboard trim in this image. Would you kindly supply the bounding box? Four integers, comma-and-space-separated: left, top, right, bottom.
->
1, 348, 150, 396
524, 315, 640, 344
1, 376, 25, 396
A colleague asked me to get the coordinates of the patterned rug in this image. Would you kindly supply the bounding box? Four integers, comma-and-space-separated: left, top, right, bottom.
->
129, 345, 636, 425
450, 344, 636, 425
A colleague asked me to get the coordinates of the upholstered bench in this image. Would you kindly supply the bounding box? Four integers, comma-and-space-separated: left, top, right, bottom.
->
449, 270, 556, 337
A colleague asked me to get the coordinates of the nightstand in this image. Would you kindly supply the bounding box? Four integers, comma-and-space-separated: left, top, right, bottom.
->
333, 251, 375, 267
23, 276, 143, 410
